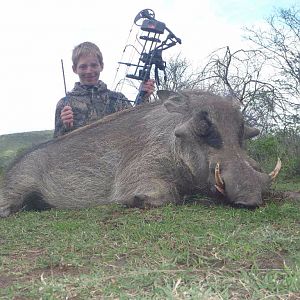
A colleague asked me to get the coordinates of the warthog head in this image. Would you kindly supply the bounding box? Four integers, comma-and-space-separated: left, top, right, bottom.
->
159, 90, 281, 208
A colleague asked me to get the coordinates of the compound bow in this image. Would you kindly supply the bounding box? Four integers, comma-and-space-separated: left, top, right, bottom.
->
116, 9, 182, 105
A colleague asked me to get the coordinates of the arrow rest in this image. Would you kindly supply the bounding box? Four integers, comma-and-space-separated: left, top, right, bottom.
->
113, 9, 182, 105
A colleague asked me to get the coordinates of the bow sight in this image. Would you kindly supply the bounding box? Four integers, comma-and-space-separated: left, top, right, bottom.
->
118, 9, 182, 105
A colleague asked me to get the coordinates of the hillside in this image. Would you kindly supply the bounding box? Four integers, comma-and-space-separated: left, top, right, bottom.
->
0, 130, 53, 171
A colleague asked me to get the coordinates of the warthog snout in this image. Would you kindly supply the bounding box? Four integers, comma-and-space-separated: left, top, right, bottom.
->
213, 158, 282, 208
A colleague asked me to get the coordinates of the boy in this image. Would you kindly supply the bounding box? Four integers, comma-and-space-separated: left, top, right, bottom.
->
54, 42, 155, 137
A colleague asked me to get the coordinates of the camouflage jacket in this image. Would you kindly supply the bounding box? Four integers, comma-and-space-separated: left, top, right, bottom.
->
54, 81, 131, 137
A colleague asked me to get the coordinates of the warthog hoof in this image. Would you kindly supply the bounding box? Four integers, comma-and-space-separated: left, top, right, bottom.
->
0, 207, 11, 218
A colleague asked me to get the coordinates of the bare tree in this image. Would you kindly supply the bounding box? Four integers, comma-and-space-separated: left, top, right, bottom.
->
159, 54, 204, 91
245, 7, 300, 99
196, 46, 297, 133
161, 8, 299, 133
243, 7, 300, 132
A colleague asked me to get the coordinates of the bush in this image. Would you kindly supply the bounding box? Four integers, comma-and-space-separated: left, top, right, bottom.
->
247, 130, 300, 179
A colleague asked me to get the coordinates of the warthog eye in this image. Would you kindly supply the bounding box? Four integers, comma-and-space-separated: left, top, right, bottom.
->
194, 111, 223, 149
204, 127, 223, 148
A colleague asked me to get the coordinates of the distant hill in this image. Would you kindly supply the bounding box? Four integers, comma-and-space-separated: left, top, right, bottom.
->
0, 130, 53, 172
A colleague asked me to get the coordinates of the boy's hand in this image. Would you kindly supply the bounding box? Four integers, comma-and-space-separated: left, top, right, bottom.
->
141, 79, 155, 98
61, 105, 74, 128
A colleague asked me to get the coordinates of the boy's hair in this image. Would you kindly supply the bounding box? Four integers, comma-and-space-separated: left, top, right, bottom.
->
72, 42, 104, 68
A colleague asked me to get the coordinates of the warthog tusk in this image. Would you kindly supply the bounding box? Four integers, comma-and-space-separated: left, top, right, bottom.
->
215, 162, 225, 195
269, 157, 282, 180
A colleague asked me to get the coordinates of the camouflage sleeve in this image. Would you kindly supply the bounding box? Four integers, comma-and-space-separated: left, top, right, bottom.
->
113, 92, 133, 111
53, 98, 70, 138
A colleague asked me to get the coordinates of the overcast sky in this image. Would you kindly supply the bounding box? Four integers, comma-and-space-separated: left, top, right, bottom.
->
0, 0, 297, 135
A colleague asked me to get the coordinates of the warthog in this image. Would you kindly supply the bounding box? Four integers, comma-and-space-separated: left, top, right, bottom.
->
0, 90, 281, 217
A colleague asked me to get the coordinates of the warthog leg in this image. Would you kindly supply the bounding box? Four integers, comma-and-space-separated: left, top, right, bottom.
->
0, 206, 11, 218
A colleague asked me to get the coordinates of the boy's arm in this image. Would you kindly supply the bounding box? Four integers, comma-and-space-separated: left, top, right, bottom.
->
53, 99, 69, 138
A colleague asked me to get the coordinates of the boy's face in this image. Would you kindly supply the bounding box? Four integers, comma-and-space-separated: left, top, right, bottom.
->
73, 54, 103, 85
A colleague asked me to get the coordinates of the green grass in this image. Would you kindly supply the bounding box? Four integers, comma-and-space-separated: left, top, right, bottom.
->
273, 177, 300, 192
1, 195, 299, 299
0, 130, 53, 152
0, 130, 53, 172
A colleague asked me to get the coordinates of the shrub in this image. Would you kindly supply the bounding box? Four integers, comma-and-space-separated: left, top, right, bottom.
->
247, 130, 300, 179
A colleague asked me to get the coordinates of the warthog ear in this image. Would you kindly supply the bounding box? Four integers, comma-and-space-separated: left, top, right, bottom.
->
157, 90, 189, 114
244, 126, 260, 139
